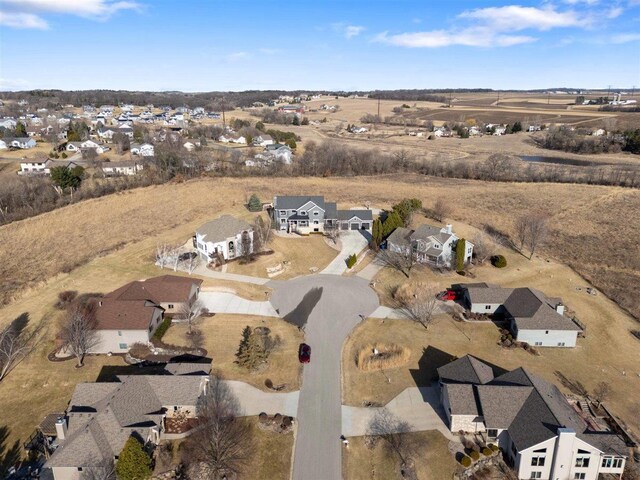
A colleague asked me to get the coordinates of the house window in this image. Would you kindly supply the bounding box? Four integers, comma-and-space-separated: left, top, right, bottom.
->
149, 324, 153, 332
300, 211, 307, 216
535, 341, 542, 346
545, 330, 549, 334
119, 343, 127, 349
487, 429, 498, 439
279, 210, 286, 215
281, 219, 286, 224
77, 468, 83, 472
531, 456, 545, 466
575, 457, 590, 468
168, 304, 174, 309
485, 305, 492, 310
558, 342, 566, 346
118, 330, 122, 336
602, 457, 623, 469
574, 474, 586, 480
313, 220, 319, 224
314, 211, 319, 215
530, 472, 542, 479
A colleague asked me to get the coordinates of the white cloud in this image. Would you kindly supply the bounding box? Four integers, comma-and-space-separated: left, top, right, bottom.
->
610, 32, 640, 43
375, 27, 535, 48
332, 23, 365, 39
606, 6, 624, 18
563, 0, 599, 4
258, 48, 281, 55
225, 52, 250, 62
458, 5, 587, 31
0, 11, 49, 29
0, 0, 142, 29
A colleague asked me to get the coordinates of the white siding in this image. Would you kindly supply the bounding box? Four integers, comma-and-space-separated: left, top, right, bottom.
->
515, 328, 578, 348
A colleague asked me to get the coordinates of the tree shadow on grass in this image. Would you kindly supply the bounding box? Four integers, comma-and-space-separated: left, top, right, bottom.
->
282, 287, 323, 329
0, 424, 21, 477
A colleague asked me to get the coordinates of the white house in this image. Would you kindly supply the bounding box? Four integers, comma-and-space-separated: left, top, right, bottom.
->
130, 143, 155, 157
265, 143, 293, 164
387, 224, 473, 267
101, 160, 144, 176
252, 134, 274, 147
438, 356, 628, 480
463, 285, 583, 347
3, 137, 37, 149
0, 118, 17, 129
195, 215, 253, 262
18, 159, 79, 176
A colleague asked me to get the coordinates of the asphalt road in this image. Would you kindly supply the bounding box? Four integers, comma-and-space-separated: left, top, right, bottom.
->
269, 275, 379, 480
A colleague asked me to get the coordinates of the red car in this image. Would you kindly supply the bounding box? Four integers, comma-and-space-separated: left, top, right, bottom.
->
298, 343, 311, 363
438, 290, 458, 301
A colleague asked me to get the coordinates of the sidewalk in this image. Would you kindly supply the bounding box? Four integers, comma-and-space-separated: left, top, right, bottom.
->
198, 291, 278, 317
223, 380, 300, 417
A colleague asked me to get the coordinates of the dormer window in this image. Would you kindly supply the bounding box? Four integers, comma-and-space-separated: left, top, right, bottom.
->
300, 211, 307, 216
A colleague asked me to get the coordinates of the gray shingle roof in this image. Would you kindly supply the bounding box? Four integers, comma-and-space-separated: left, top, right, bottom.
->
337, 209, 373, 221
437, 355, 495, 385
445, 384, 479, 415
466, 286, 514, 304
506, 288, 581, 332
386, 227, 412, 248
274, 195, 326, 210
197, 215, 252, 244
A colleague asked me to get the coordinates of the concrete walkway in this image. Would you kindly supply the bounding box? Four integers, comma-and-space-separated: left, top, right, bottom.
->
320, 231, 371, 275
223, 380, 299, 417
341, 386, 454, 440
198, 292, 278, 317
369, 305, 407, 319
355, 254, 386, 281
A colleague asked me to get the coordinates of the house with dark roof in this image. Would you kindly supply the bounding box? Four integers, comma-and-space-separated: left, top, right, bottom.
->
438, 355, 628, 480
195, 215, 253, 262
387, 223, 473, 267
43, 361, 211, 480
273, 195, 372, 234
463, 285, 583, 347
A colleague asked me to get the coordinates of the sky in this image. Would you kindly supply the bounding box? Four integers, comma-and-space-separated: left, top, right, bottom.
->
0, 0, 639, 91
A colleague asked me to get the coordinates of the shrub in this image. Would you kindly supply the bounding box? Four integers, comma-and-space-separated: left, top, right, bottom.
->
491, 255, 507, 268
346, 253, 357, 268
489, 444, 499, 452
460, 455, 472, 467
116, 436, 152, 480
129, 342, 152, 359
55, 290, 78, 309
153, 317, 171, 340
61, 152, 68, 159
482, 447, 493, 456
469, 450, 480, 461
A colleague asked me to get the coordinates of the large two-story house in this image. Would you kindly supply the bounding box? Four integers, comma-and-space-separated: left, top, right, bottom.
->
463, 285, 583, 348
438, 355, 628, 480
386, 224, 473, 267
43, 361, 211, 480
195, 215, 253, 262
273, 195, 372, 234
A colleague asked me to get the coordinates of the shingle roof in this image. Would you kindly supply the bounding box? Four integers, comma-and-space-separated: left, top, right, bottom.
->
437, 355, 495, 385
274, 195, 326, 210
106, 275, 202, 305
466, 286, 514, 305
505, 288, 581, 332
445, 384, 479, 415
94, 298, 161, 331
386, 227, 412, 248
337, 209, 373, 221
196, 215, 252, 244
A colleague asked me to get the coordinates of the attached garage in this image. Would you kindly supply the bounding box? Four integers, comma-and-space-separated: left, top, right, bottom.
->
350, 222, 360, 230
361, 222, 371, 230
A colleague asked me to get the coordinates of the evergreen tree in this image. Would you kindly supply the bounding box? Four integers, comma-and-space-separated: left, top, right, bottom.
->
15, 122, 27, 137
248, 194, 262, 212
255, 121, 265, 131
285, 138, 297, 149
372, 218, 383, 247
51, 165, 84, 191
292, 116, 300, 126
236, 326, 267, 370
455, 238, 466, 272
116, 436, 152, 480
391, 198, 422, 225
512, 121, 522, 133
382, 211, 403, 238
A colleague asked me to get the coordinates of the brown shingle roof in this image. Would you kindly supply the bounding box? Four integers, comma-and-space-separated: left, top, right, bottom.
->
106, 275, 202, 304
94, 298, 160, 330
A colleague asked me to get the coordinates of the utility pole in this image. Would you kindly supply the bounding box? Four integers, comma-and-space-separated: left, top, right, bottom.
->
449, 91, 452, 108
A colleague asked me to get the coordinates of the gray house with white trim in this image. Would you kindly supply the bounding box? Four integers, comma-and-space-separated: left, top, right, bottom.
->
387, 224, 473, 267
273, 195, 372, 234
438, 355, 628, 480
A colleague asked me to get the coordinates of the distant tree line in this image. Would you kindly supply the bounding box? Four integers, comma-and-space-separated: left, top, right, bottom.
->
537, 126, 626, 154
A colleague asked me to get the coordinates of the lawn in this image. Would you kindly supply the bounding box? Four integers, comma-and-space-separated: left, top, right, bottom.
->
162, 314, 303, 392
226, 233, 338, 279
342, 430, 457, 480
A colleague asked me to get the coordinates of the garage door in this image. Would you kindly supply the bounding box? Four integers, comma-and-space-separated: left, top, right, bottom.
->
361, 223, 371, 230
350, 223, 360, 230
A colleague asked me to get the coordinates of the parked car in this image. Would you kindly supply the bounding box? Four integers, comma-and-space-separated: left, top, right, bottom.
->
438, 290, 458, 301
298, 343, 311, 363
178, 252, 198, 261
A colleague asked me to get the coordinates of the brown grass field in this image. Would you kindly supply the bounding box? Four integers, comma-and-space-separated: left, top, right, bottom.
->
0, 174, 639, 452
163, 313, 303, 391
342, 430, 457, 480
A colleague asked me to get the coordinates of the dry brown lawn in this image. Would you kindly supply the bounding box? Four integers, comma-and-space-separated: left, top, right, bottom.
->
226, 234, 337, 279
342, 430, 457, 480
344, 238, 640, 439
243, 417, 293, 480
163, 314, 303, 392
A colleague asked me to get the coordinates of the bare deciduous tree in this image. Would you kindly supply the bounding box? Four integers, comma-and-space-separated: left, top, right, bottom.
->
526, 213, 549, 260
184, 254, 201, 275
60, 301, 99, 368
80, 458, 116, 480
395, 282, 439, 330
379, 248, 415, 278
483, 153, 513, 181
367, 408, 416, 467
0, 313, 43, 382
156, 243, 172, 269
471, 231, 495, 265
592, 381, 611, 407
239, 231, 254, 263
253, 215, 272, 252
514, 215, 529, 252
179, 299, 205, 335
185, 376, 252, 480
324, 221, 342, 245
433, 197, 451, 223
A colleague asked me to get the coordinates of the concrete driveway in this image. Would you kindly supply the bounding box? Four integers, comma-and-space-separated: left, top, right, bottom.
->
269, 275, 379, 480
320, 231, 370, 275
223, 380, 299, 417
198, 292, 278, 317
341, 386, 453, 439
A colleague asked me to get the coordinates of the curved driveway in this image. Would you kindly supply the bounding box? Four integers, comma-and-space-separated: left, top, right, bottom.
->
269, 275, 379, 480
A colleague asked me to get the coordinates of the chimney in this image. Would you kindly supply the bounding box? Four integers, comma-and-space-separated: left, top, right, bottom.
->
55, 416, 67, 441
556, 303, 565, 315
550, 428, 576, 479
445, 224, 453, 234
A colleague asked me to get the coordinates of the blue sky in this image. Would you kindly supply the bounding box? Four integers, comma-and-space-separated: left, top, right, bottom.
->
1, 0, 639, 91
